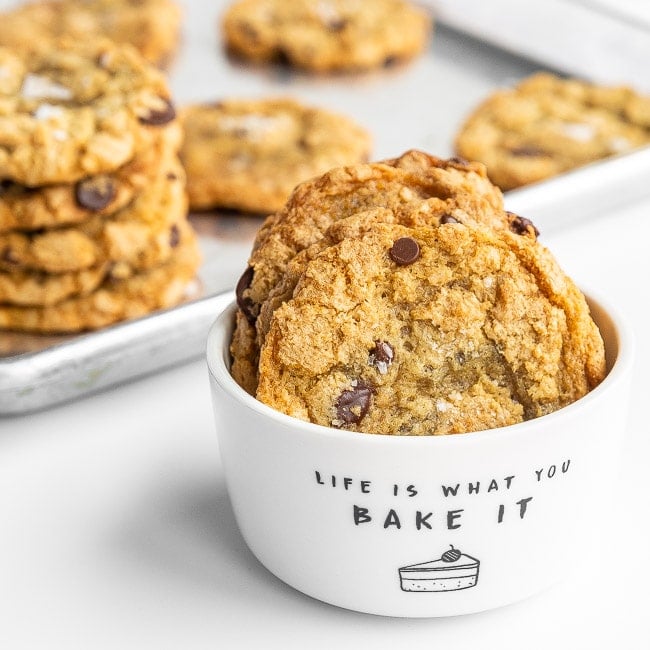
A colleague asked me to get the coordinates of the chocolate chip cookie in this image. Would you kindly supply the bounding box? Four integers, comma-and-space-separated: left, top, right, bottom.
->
0, 159, 188, 275
0, 39, 177, 186
230, 150, 516, 393
222, 0, 431, 72
179, 97, 371, 213
0, 0, 181, 68
256, 220, 606, 434
0, 123, 182, 233
455, 72, 650, 190
0, 231, 201, 333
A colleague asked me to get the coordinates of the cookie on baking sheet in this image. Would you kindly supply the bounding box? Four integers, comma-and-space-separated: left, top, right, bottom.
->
0, 220, 195, 307
230, 150, 523, 394
179, 97, 371, 213
0, 0, 181, 68
454, 72, 650, 190
0, 263, 109, 307
0, 160, 188, 274
221, 0, 431, 72
0, 40, 177, 186
0, 123, 182, 234
256, 220, 606, 434
0, 231, 201, 333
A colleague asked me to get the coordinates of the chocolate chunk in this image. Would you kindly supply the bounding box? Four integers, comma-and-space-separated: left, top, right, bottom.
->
1, 246, 20, 265
236, 266, 257, 325
389, 237, 420, 265
369, 340, 394, 375
440, 214, 459, 225
507, 212, 540, 237
169, 224, 181, 248
509, 145, 546, 157
75, 176, 116, 211
138, 99, 176, 126
335, 381, 374, 426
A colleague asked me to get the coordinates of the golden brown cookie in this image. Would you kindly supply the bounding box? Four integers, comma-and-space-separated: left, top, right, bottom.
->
0, 220, 195, 307
0, 0, 181, 68
0, 123, 182, 233
179, 97, 371, 213
221, 0, 431, 72
0, 230, 201, 333
455, 72, 650, 190
0, 40, 177, 186
256, 220, 605, 434
230, 150, 519, 393
0, 159, 188, 274
0, 264, 109, 307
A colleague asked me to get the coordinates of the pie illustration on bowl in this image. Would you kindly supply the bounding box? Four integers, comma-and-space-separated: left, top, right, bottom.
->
399, 545, 480, 592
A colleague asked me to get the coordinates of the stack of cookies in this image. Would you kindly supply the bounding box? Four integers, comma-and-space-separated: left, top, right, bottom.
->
231, 150, 606, 435
0, 39, 200, 333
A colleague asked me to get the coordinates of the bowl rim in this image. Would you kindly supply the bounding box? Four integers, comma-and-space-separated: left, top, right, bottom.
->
206, 290, 634, 446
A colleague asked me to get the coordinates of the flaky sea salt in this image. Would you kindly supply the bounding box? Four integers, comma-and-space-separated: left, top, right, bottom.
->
21, 73, 73, 100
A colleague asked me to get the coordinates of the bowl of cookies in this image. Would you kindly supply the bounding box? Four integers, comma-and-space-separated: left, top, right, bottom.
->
206, 151, 633, 617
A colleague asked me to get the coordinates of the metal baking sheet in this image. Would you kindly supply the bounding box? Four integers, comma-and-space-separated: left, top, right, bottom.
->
1, 0, 649, 415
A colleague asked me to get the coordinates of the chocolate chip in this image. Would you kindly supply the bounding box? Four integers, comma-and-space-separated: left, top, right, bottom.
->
509, 145, 546, 157
166, 172, 178, 181
236, 266, 257, 325
169, 224, 180, 248
75, 176, 116, 211
1, 246, 20, 265
274, 48, 291, 66
138, 98, 176, 126
335, 381, 374, 426
507, 212, 540, 237
369, 341, 394, 375
383, 55, 398, 67
449, 156, 469, 165
440, 214, 459, 225
389, 237, 420, 265
239, 22, 260, 44
327, 18, 348, 32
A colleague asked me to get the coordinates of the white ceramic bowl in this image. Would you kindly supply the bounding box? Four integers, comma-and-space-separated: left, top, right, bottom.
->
207, 295, 633, 617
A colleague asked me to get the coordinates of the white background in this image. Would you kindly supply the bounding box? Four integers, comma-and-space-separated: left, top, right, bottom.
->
1, 1, 649, 648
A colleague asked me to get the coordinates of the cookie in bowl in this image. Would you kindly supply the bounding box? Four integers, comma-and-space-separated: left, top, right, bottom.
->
256, 218, 605, 434
231, 150, 524, 394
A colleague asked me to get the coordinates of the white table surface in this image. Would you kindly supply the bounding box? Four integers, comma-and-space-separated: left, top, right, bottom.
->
1, 1, 649, 648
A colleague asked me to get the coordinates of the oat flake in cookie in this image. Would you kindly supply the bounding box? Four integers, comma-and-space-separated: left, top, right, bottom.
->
455, 72, 650, 190
0, 40, 177, 186
179, 97, 371, 213
221, 0, 431, 73
256, 221, 605, 435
